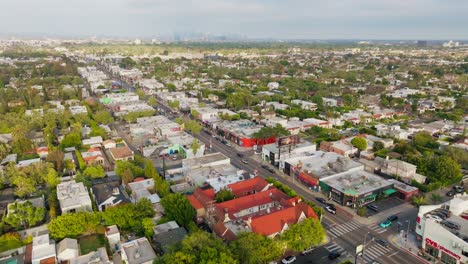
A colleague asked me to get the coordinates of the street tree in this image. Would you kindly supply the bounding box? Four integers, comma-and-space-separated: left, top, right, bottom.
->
191, 139, 201, 156
230, 232, 282, 264
280, 218, 326, 252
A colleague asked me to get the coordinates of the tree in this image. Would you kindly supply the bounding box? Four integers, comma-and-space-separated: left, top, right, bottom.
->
215, 189, 235, 203
0, 233, 23, 253
443, 146, 468, 169
93, 110, 114, 124
4, 201, 45, 230
11, 175, 36, 198
0, 143, 11, 161
357, 207, 367, 217
372, 141, 385, 152
280, 218, 326, 252
160, 193, 195, 227
122, 168, 134, 185
427, 156, 461, 184
144, 159, 158, 178
89, 125, 107, 139
413, 131, 439, 150
230, 232, 282, 264
46, 149, 65, 172
11, 126, 34, 154
82, 165, 105, 178
191, 139, 200, 156
430, 194, 443, 204
44, 168, 61, 188
148, 96, 157, 107
351, 137, 367, 152
64, 159, 76, 176
412, 195, 427, 207
60, 132, 81, 148
142, 217, 155, 238
47, 212, 101, 240
160, 231, 238, 264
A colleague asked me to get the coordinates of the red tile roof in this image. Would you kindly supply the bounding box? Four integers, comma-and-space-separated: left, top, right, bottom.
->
213, 221, 237, 241
215, 188, 289, 221
187, 188, 215, 210
187, 195, 204, 210
250, 202, 318, 236
227, 177, 269, 197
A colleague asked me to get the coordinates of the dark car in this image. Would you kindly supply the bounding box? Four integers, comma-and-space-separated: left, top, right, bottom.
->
328, 251, 341, 260
237, 153, 244, 157
387, 215, 399, 222
367, 204, 379, 212
453, 185, 465, 193
446, 190, 456, 197
316, 197, 327, 204
267, 167, 276, 174
203, 130, 211, 135
442, 220, 461, 230
375, 238, 389, 248
261, 164, 269, 170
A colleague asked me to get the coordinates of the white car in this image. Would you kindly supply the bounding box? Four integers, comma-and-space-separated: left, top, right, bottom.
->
426, 214, 443, 223
281, 256, 296, 264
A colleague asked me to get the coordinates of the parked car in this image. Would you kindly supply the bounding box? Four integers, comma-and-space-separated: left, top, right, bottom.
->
379, 220, 392, 228
301, 247, 316, 255
237, 153, 244, 157
225, 142, 232, 147
366, 204, 379, 212
261, 164, 269, 170
453, 185, 465, 193
431, 212, 447, 220
281, 256, 296, 264
446, 190, 456, 197
433, 209, 450, 218
267, 167, 276, 174
241, 159, 248, 164
375, 238, 389, 248
426, 215, 443, 223
387, 215, 399, 222
325, 205, 336, 214
316, 197, 327, 204
328, 251, 341, 260
442, 220, 461, 230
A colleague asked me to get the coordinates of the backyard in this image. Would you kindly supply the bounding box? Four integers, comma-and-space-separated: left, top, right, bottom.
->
78, 234, 106, 255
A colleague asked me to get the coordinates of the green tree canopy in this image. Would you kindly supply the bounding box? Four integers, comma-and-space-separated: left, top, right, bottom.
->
351, 137, 367, 151
82, 165, 106, 178
215, 189, 235, 203
279, 218, 326, 252
160, 193, 195, 228
4, 201, 45, 230
230, 232, 282, 264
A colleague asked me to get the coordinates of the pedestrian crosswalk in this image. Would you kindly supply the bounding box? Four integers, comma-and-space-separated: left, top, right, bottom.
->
327, 220, 362, 238
360, 243, 393, 263
324, 242, 352, 258
368, 223, 389, 234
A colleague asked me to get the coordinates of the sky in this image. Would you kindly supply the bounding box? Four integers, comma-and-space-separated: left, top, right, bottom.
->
1, 0, 467, 40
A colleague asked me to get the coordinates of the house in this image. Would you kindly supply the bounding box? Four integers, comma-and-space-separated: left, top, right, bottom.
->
376, 157, 427, 184
82, 136, 103, 147
187, 188, 216, 223
91, 181, 131, 211
227, 177, 271, 197
31, 234, 56, 264
69, 247, 111, 264
36, 147, 49, 159
291, 100, 318, 111
127, 178, 161, 205
121, 237, 157, 264
109, 146, 134, 162
102, 139, 117, 149
56, 238, 79, 262
105, 225, 121, 250
81, 148, 105, 166
154, 227, 188, 254
57, 180, 92, 214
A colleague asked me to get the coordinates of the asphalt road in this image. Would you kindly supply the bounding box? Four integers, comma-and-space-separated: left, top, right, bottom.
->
107, 69, 423, 264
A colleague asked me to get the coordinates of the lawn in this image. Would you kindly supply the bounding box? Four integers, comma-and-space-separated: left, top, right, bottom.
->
78, 234, 106, 255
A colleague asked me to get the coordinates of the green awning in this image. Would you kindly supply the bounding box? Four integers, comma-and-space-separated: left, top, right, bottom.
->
344, 189, 359, 197
383, 189, 397, 195
359, 194, 377, 202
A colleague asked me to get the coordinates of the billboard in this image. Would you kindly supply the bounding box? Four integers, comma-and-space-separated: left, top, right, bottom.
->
278, 135, 300, 146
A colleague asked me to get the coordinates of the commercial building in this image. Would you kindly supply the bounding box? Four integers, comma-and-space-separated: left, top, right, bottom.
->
261, 140, 317, 166
416, 194, 468, 264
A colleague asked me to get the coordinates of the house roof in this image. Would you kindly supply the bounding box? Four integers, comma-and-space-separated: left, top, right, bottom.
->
154, 228, 188, 253
187, 188, 215, 210
213, 221, 237, 241
227, 177, 270, 197
91, 181, 131, 208
251, 202, 317, 236
109, 146, 134, 159
215, 188, 290, 220
56, 238, 78, 255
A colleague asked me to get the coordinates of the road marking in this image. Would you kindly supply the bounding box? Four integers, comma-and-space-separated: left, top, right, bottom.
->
377, 229, 388, 234
388, 252, 398, 258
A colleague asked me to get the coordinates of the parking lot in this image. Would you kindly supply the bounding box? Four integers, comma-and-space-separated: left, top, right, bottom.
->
365, 196, 405, 217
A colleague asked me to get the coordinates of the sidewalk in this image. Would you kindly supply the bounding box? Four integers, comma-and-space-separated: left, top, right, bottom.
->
389, 231, 432, 264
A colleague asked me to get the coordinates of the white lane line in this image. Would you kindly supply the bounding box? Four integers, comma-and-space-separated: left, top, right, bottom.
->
365, 248, 379, 259
328, 232, 338, 238
325, 244, 340, 251
328, 229, 341, 236
388, 251, 399, 258
377, 228, 388, 234
349, 221, 362, 228
373, 243, 389, 252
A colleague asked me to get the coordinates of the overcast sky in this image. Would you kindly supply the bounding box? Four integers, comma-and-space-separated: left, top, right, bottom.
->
1, 0, 467, 39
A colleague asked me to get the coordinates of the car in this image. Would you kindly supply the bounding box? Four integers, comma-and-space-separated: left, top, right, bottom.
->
345, 201, 355, 207
453, 185, 465, 193
387, 215, 399, 222
328, 251, 341, 260
379, 220, 392, 228
433, 209, 450, 218
367, 204, 379, 212
375, 238, 389, 248
281, 256, 296, 264
446, 190, 456, 197
442, 220, 461, 230
301, 247, 315, 255
426, 215, 443, 223
226, 142, 232, 147
237, 153, 244, 157
172, 155, 177, 160
241, 159, 248, 164
431, 212, 447, 220
267, 167, 276, 174
215, 136, 220, 141
315, 197, 327, 204
325, 205, 336, 214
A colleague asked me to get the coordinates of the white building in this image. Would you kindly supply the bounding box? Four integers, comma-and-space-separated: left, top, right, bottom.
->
32, 234, 56, 264
291, 100, 318, 111
121, 237, 157, 264
69, 105, 88, 115
57, 180, 93, 214
56, 238, 79, 262
416, 194, 468, 264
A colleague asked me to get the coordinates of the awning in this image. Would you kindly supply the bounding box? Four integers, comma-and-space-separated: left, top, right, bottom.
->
359, 194, 377, 202
298, 172, 318, 186
344, 189, 359, 197
383, 189, 397, 196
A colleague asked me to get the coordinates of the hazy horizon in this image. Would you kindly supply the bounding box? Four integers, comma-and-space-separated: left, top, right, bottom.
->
1, 0, 467, 40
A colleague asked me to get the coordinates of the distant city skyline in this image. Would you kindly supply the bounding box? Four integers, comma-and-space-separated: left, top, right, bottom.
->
2, 0, 468, 40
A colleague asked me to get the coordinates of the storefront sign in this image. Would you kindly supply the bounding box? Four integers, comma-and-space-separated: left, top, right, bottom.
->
331, 189, 341, 195
425, 238, 461, 260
